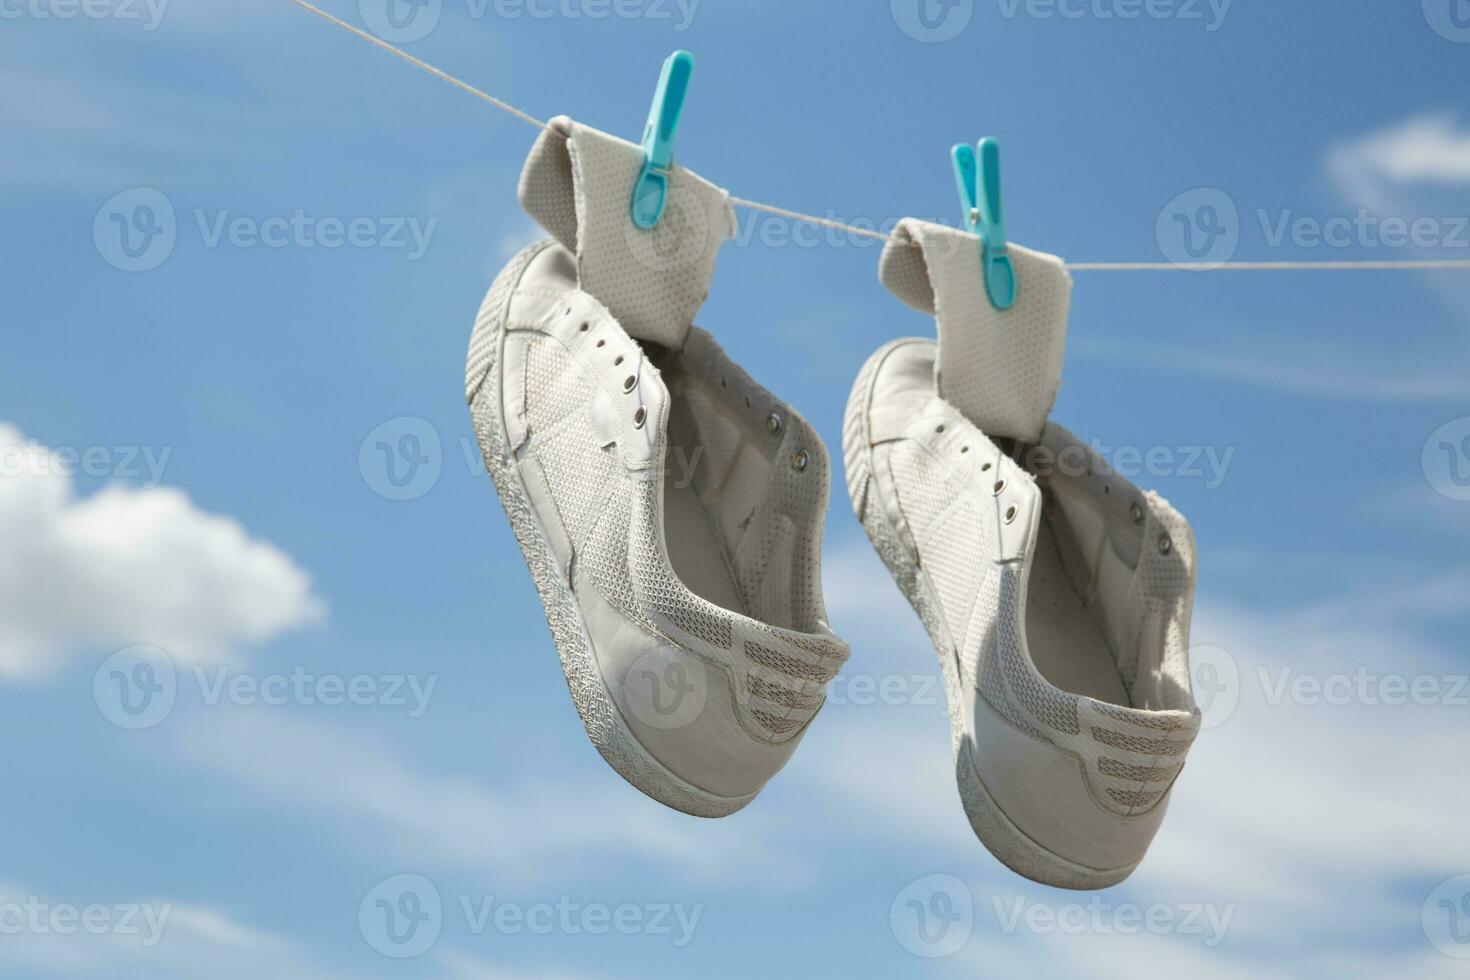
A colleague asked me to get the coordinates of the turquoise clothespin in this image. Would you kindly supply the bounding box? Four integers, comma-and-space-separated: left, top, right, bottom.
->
630, 50, 695, 230
951, 137, 1017, 310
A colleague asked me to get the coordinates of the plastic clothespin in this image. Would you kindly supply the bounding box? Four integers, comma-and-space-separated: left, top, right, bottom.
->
630, 50, 695, 230
951, 137, 1017, 310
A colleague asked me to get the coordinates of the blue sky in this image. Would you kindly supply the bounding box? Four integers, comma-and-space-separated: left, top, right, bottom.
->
3, 1, 1469, 976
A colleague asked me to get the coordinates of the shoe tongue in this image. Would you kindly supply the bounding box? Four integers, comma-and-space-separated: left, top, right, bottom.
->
879, 218, 1072, 444
518, 115, 736, 351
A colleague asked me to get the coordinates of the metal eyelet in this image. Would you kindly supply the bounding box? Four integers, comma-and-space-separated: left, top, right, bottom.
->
579, 322, 589, 332
992, 479, 1006, 496
982, 462, 992, 472
622, 375, 637, 393
633, 407, 647, 429
935, 424, 945, 434
1130, 501, 1145, 525
766, 413, 782, 436
614, 355, 624, 366
792, 449, 809, 472
960, 446, 970, 454
596, 339, 606, 348
1004, 505, 1018, 524
1158, 533, 1173, 555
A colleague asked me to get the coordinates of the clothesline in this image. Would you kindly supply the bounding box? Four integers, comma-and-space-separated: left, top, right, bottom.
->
287, 0, 1470, 274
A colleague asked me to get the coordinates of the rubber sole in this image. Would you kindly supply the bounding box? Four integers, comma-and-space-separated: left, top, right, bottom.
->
468, 242, 754, 819
842, 339, 1136, 889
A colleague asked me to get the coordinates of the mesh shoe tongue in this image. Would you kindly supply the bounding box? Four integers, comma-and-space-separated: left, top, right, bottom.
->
878, 219, 1072, 443
518, 115, 736, 351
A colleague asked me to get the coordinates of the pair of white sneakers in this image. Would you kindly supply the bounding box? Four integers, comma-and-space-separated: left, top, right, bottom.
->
468, 116, 1201, 889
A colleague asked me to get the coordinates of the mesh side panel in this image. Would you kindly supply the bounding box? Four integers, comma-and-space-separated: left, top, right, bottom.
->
888, 441, 956, 541
749, 675, 822, 712
1091, 701, 1196, 734
1098, 757, 1184, 784
631, 480, 734, 650
1091, 727, 1192, 757
753, 709, 804, 737
974, 567, 1045, 737
524, 337, 591, 435
1107, 787, 1166, 810
745, 640, 838, 684
921, 499, 984, 654
996, 569, 1082, 736
534, 418, 617, 547
578, 485, 662, 635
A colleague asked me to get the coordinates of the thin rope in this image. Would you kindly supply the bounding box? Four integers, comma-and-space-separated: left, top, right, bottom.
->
288, 0, 1470, 275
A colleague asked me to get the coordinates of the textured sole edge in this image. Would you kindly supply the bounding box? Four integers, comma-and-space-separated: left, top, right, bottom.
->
468, 243, 755, 819
842, 339, 1137, 890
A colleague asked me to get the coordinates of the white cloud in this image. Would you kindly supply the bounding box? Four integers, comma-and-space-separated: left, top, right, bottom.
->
0, 424, 323, 679
1329, 112, 1470, 185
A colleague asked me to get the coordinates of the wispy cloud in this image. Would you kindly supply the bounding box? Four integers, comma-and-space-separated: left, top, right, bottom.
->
1329, 112, 1470, 186
813, 542, 1470, 975
168, 710, 807, 888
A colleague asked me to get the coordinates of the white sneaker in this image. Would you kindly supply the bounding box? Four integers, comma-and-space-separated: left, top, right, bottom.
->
468, 239, 849, 817
846, 222, 1201, 888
